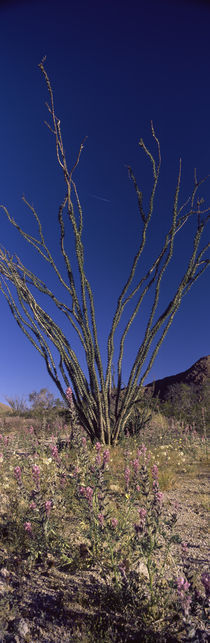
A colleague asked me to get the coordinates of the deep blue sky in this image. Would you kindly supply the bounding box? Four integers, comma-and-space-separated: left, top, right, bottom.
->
0, 0, 209, 405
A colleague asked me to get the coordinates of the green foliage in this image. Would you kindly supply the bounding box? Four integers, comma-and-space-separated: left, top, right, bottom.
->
161, 382, 210, 432
0, 59, 209, 445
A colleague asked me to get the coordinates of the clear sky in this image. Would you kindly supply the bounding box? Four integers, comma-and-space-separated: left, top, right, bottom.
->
0, 0, 209, 405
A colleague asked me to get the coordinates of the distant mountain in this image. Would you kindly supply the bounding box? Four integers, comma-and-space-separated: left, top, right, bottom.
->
145, 356, 210, 402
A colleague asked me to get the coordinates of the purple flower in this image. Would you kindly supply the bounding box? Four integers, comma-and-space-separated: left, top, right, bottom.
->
29, 501, 36, 510
66, 386, 73, 407
95, 442, 101, 452
45, 500, 52, 517
138, 507, 147, 520
14, 466, 22, 482
111, 518, 118, 529
32, 464, 40, 488
98, 513, 104, 526
156, 491, 164, 505
103, 449, 110, 468
151, 464, 158, 479
95, 453, 102, 467
24, 521, 33, 535
133, 458, 140, 475
201, 572, 210, 597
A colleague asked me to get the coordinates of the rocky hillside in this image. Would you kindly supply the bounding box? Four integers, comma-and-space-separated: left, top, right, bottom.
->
144, 356, 210, 402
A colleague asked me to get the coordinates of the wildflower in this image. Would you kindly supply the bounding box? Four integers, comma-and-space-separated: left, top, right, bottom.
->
50, 444, 60, 462
156, 491, 164, 505
136, 484, 141, 492
29, 501, 37, 510
81, 436, 87, 447
111, 518, 118, 528
103, 449, 110, 468
177, 576, 191, 615
32, 464, 40, 488
29, 426, 34, 434
151, 464, 158, 479
24, 521, 33, 536
14, 466, 21, 482
95, 442, 101, 452
66, 386, 73, 407
4, 436, 8, 446
98, 513, 104, 526
0, 434, 2, 440
85, 486, 94, 507
201, 572, 210, 597
181, 541, 188, 554
133, 458, 140, 475
138, 507, 147, 520
95, 453, 102, 467
124, 466, 130, 490
45, 500, 52, 517
73, 466, 80, 477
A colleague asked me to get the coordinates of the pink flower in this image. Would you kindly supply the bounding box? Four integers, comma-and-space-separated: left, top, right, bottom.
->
201, 572, 210, 597
181, 541, 188, 554
133, 458, 140, 475
14, 466, 21, 482
81, 436, 87, 447
156, 491, 163, 505
50, 444, 60, 462
66, 387, 73, 407
0, 434, 3, 440
151, 464, 158, 479
29, 501, 37, 510
103, 449, 110, 468
4, 436, 8, 446
45, 500, 52, 516
111, 518, 118, 528
98, 513, 104, 526
95, 442, 101, 452
136, 484, 141, 492
138, 507, 147, 520
95, 453, 102, 467
24, 521, 33, 535
29, 426, 34, 434
32, 464, 40, 488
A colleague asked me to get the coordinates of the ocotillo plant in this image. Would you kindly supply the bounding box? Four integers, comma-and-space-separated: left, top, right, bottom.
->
0, 58, 209, 445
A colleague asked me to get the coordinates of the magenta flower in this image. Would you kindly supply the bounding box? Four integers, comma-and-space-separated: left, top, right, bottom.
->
111, 517, 118, 528
136, 484, 141, 492
24, 521, 33, 535
98, 513, 104, 526
95, 441, 101, 452
45, 500, 52, 517
14, 466, 22, 482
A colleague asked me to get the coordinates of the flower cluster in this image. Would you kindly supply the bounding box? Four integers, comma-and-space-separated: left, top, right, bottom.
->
177, 576, 192, 616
